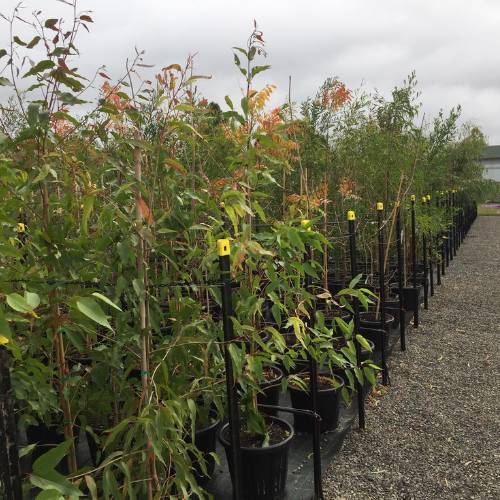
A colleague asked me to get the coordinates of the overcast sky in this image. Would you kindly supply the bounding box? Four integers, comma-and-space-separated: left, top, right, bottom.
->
1, 0, 499, 143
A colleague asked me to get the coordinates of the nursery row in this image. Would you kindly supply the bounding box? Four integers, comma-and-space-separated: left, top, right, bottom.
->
1, 188, 477, 500
0, 4, 488, 499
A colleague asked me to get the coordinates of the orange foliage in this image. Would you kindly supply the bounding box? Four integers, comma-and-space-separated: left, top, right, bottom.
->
319, 79, 352, 110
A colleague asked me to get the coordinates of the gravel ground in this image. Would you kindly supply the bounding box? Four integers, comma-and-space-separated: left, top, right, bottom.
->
324, 216, 500, 500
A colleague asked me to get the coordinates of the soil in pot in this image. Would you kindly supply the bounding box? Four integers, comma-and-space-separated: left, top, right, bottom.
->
289, 373, 344, 433
219, 416, 294, 500
359, 311, 395, 331
257, 366, 284, 415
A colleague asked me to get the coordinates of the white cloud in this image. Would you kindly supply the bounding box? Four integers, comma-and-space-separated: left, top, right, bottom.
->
1, 0, 499, 142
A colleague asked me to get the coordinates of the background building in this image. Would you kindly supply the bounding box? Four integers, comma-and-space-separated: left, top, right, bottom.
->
480, 145, 500, 181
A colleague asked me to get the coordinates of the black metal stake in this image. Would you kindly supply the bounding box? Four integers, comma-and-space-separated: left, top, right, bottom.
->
0, 345, 23, 500
348, 211, 365, 429
395, 203, 406, 351
376, 203, 389, 385
301, 221, 323, 500
448, 191, 454, 263
427, 196, 434, 297
218, 239, 242, 500
429, 236, 434, 297
435, 194, 442, 285
452, 190, 458, 256
421, 197, 429, 310
410, 196, 419, 328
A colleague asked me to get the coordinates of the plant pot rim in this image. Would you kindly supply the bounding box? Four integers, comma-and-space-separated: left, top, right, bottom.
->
259, 365, 284, 389
196, 414, 221, 435
218, 416, 294, 452
360, 311, 395, 323
288, 373, 344, 393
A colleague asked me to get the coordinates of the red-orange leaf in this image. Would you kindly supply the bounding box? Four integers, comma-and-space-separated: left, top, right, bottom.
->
137, 198, 153, 225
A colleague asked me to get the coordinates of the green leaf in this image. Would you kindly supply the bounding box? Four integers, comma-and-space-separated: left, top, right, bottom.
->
81, 194, 95, 235
6, 293, 35, 313
25, 291, 40, 309
251, 65, 271, 78
0, 76, 13, 86
174, 103, 195, 112
36, 489, 64, 500
92, 292, 122, 312
30, 473, 83, 497
355, 334, 372, 351
0, 243, 22, 257
26, 36, 42, 49
253, 200, 267, 222
57, 92, 87, 105
349, 274, 362, 289
44, 19, 58, 31
363, 366, 377, 386
19, 443, 37, 458
76, 297, 112, 330
33, 441, 71, 475
13, 36, 27, 46
228, 343, 243, 378
0, 49, 7, 59
23, 60, 56, 78
224, 95, 234, 110
0, 310, 12, 343
241, 96, 249, 116
84, 475, 98, 500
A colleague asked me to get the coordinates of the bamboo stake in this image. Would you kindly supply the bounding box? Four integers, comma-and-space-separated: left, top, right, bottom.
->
134, 147, 154, 500
41, 177, 77, 474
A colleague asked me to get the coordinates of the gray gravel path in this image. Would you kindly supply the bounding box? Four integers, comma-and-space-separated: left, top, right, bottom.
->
324, 216, 500, 500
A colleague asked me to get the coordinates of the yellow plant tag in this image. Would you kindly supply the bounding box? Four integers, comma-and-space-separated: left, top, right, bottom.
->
347, 210, 356, 221
217, 239, 230, 256
376, 202, 384, 211
17, 222, 26, 233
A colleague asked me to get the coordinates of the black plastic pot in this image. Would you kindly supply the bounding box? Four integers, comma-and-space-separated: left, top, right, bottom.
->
383, 298, 401, 322
193, 414, 221, 482
219, 416, 294, 500
359, 326, 388, 352
26, 423, 73, 473
389, 284, 421, 312
257, 366, 284, 415
85, 426, 105, 466
359, 311, 395, 331
401, 286, 421, 312
289, 374, 344, 433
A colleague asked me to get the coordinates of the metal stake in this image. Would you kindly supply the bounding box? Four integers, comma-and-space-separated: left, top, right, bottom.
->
348, 211, 365, 429
410, 196, 419, 328
395, 203, 406, 351
217, 239, 242, 500
376, 203, 389, 385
